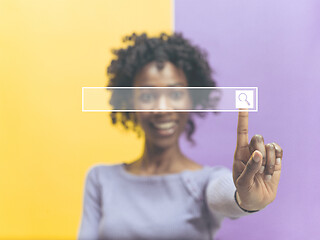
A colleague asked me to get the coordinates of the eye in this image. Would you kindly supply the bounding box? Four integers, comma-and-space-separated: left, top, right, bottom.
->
169, 90, 184, 100
139, 93, 155, 103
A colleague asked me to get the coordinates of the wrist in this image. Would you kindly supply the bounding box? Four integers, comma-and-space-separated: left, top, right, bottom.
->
234, 190, 260, 213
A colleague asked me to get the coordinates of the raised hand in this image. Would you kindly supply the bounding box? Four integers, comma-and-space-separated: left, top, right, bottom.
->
232, 109, 283, 211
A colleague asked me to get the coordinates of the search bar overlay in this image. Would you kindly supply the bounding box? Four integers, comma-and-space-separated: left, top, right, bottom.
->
82, 87, 258, 112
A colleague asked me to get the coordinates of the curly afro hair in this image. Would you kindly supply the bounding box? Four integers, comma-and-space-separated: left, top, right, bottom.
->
106, 32, 220, 145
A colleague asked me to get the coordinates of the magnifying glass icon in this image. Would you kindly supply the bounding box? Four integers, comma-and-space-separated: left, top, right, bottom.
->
238, 93, 250, 106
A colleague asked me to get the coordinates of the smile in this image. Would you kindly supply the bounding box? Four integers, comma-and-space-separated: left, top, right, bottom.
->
151, 121, 177, 136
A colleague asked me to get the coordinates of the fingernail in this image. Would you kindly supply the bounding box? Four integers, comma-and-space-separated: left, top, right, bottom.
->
265, 175, 272, 182
276, 158, 281, 165
253, 152, 261, 162
259, 166, 265, 174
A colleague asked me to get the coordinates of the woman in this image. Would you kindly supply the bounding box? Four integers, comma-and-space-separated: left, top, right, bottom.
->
78, 32, 283, 240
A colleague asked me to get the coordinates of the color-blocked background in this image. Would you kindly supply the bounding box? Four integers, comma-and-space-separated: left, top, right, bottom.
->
0, 0, 171, 239
1, 0, 319, 239
176, 0, 320, 239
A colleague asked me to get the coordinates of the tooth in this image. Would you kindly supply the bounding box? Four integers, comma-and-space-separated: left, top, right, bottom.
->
154, 122, 175, 129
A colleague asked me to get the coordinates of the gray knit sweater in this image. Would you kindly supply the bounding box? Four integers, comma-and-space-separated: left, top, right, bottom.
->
78, 164, 252, 240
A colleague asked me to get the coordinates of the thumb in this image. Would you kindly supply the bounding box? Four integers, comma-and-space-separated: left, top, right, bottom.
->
236, 150, 262, 188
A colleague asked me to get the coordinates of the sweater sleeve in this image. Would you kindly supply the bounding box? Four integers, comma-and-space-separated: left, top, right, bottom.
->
205, 167, 253, 219
77, 166, 102, 240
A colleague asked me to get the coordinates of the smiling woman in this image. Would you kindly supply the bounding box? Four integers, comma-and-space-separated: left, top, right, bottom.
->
77, 32, 283, 240
107, 33, 219, 144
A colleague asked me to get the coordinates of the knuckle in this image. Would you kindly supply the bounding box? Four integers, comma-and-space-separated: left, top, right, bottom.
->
254, 134, 263, 139
272, 142, 280, 150
273, 142, 280, 147
250, 134, 264, 143
237, 128, 248, 135
271, 142, 283, 157
266, 143, 275, 149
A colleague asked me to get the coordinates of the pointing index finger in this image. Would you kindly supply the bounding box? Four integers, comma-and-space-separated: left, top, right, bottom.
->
237, 108, 249, 148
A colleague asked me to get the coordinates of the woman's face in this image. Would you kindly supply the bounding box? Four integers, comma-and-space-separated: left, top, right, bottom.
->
133, 61, 191, 148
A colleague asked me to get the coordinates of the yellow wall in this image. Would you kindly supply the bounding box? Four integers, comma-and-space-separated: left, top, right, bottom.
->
0, 0, 172, 239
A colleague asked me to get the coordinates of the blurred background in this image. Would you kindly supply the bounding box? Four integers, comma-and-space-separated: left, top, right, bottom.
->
1, 0, 319, 239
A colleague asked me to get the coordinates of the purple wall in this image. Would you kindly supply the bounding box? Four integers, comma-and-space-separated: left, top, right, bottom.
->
177, 0, 320, 239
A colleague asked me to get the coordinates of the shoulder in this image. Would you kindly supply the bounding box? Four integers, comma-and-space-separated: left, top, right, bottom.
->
85, 163, 123, 183
86, 163, 121, 173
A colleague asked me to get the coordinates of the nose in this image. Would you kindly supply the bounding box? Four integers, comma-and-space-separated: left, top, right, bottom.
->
154, 95, 173, 111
